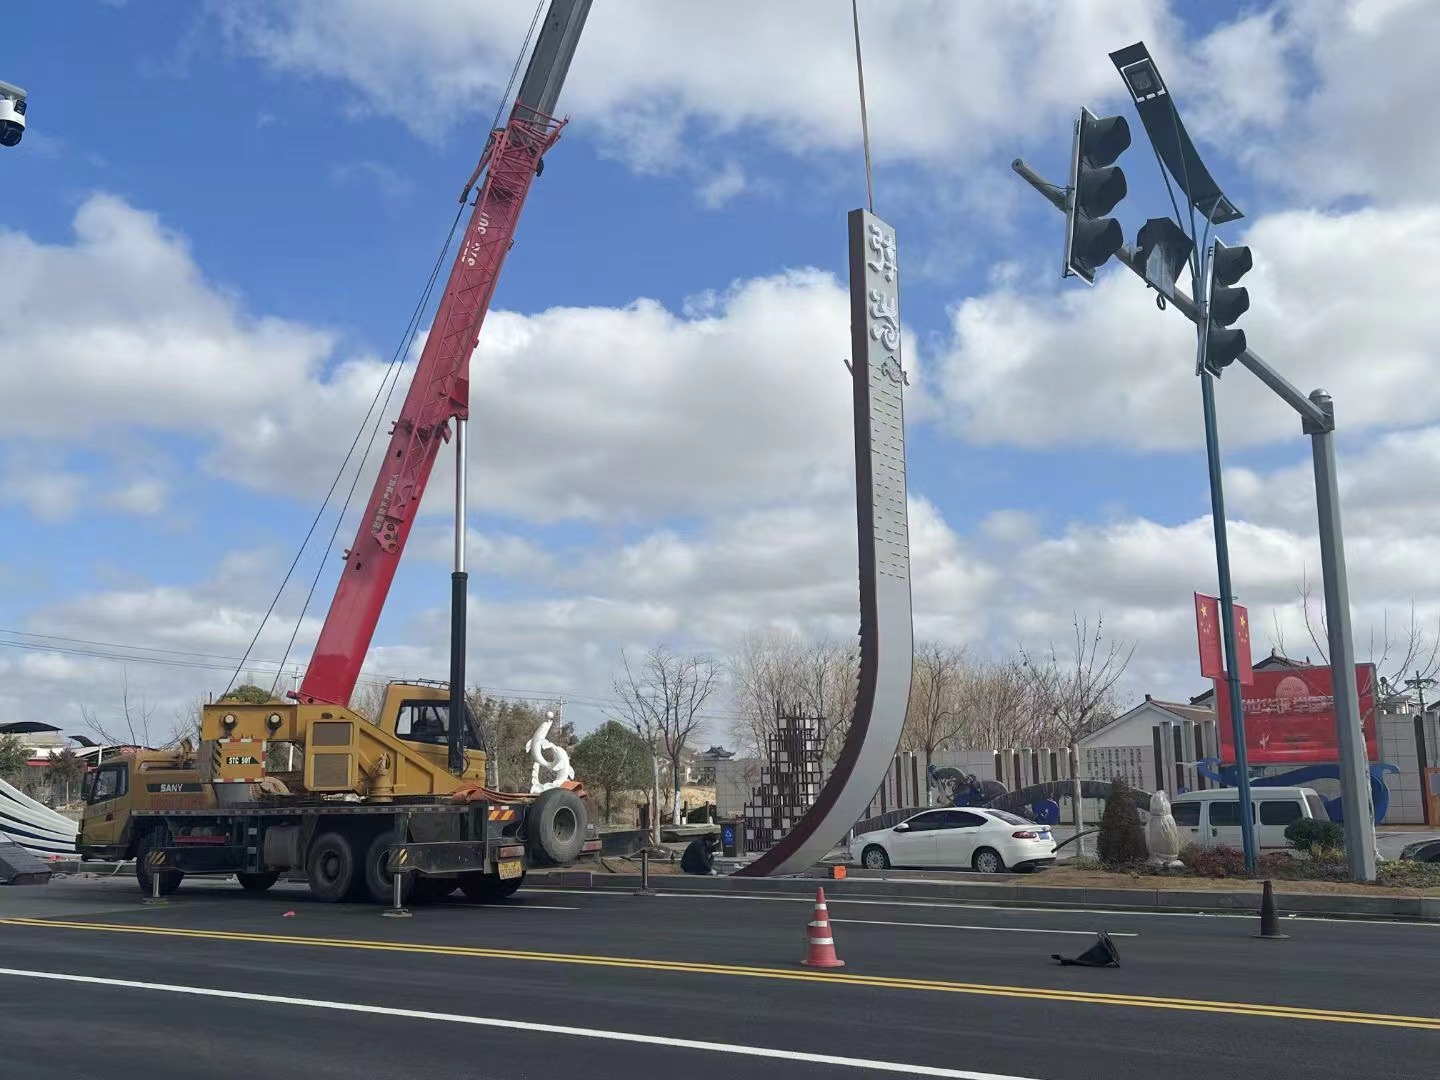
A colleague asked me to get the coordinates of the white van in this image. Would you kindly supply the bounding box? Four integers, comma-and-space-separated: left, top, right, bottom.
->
1170, 786, 1330, 851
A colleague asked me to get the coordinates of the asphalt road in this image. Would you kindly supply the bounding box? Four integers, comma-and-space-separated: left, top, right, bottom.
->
2, 874, 1438, 1079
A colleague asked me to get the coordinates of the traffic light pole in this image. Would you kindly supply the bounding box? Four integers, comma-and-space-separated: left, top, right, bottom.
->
1199, 368, 1258, 873
1307, 389, 1376, 880
1012, 157, 1378, 881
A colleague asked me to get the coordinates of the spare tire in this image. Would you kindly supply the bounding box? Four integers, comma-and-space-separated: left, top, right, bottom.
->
526, 788, 586, 867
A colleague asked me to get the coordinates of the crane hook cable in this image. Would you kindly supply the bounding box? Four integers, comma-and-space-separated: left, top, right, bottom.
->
851, 0, 876, 215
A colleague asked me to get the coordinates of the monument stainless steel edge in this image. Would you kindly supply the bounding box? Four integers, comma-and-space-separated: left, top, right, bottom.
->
737, 209, 914, 877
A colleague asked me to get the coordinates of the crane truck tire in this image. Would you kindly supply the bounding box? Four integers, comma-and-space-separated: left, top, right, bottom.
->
135, 829, 183, 896
526, 787, 586, 867
237, 872, 280, 892
306, 830, 358, 902
458, 870, 524, 902
412, 875, 459, 902
359, 827, 413, 905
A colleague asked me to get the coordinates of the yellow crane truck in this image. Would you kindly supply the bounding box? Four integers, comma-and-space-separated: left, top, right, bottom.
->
77, 681, 598, 903
77, 0, 599, 904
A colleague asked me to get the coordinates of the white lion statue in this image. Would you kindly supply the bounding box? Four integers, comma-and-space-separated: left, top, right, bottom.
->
1145, 790, 1184, 867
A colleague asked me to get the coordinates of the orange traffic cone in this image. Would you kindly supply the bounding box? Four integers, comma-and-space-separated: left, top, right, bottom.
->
801, 886, 845, 969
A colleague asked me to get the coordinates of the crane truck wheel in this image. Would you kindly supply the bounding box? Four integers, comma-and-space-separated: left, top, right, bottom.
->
359, 827, 414, 906
135, 830, 183, 896
412, 876, 459, 902
457, 870, 524, 902
526, 787, 586, 867
306, 830, 359, 902
237, 872, 280, 892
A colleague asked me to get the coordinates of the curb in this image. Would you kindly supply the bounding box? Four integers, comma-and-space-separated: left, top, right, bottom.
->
526, 871, 1440, 921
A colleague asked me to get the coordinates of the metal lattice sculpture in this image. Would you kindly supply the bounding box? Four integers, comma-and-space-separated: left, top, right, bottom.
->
742, 708, 826, 853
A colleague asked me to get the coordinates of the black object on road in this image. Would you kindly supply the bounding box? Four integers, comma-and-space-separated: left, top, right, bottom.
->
1253, 879, 1289, 940
1052, 930, 1121, 967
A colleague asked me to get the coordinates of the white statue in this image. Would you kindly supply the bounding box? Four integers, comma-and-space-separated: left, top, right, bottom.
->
525, 711, 575, 794
1145, 790, 1184, 867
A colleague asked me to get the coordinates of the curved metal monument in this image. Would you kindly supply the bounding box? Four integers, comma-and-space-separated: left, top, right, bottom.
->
737, 209, 914, 877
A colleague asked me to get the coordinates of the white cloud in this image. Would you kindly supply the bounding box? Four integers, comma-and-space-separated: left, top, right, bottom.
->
938, 202, 1440, 450
11, 425, 1440, 743
0, 193, 342, 440
104, 477, 169, 516
1212, 0, 1440, 205
330, 160, 413, 201
696, 161, 747, 210
214, 0, 1180, 174
0, 463, 87, 524
0, 193, 940, 529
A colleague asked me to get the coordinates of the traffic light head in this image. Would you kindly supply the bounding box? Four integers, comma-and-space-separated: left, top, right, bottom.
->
1201, 237, 1253, 375
1065, 108, 1132, 285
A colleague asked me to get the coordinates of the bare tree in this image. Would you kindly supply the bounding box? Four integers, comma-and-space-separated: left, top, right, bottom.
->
79, 670, 187, 749
349, 679, 389, 724
1020, 614, 1135, 855
902, 642, 968, 785
726, 629, 857, 760
727, 628, 800, 755
956, 658, 1048, 750
1271, 569, 1440, 706
609, 644, 720, 839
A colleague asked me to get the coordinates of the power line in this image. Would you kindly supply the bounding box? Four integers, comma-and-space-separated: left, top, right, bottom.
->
0, 627, 769, 725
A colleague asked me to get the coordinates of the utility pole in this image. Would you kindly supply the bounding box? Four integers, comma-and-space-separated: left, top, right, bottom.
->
1010, 39, 1377, 881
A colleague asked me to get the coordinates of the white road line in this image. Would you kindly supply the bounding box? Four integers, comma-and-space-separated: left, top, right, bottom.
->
0, 966, 1047, 1080
534, 887, 1436, 929
450, 903, 579, 912
830, 917, 1138, 937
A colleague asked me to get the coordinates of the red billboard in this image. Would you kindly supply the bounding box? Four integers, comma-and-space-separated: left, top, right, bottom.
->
1215, 663, 1378, 765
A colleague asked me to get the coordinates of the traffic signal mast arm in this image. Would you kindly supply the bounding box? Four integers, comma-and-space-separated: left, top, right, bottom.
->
1011, 157, 1329, 432
296, 0, 592, 707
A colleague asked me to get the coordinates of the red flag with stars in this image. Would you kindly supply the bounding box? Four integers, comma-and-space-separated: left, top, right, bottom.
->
1232, 602, 1254, 686
1194, 592, 1223, 680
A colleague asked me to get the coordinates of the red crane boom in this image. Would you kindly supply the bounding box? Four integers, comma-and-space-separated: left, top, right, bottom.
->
296, 1, 592, 707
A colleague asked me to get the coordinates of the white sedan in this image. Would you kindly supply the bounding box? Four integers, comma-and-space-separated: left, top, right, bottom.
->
849, 807, 1057, 874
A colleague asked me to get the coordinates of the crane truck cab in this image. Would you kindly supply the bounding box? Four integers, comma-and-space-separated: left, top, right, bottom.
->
79, 681, 597, 903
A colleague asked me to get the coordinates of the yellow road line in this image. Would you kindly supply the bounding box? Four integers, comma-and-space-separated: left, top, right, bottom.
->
3, 916, 1437, 1031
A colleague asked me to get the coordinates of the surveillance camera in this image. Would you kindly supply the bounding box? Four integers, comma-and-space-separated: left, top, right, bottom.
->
0, 81, 28, 148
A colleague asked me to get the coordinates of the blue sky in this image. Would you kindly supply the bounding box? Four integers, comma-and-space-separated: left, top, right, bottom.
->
3, 0, 1439, 746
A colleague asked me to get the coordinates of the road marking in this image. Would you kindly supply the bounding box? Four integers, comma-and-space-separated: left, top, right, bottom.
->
450, 903, 578, 912
3, 917, 1437, 1029
545, 887, 1439, 929
830, 918, 1138, 937
0, 966, 1043, 1080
